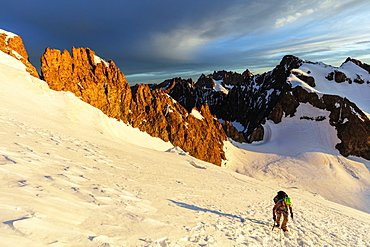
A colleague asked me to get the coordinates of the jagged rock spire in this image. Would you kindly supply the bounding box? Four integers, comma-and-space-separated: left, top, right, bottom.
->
41, 47, 227, 166
0, 29, 39, 78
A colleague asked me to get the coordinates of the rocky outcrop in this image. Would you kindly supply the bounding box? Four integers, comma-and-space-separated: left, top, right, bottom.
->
129, 83, 226, 165
247, 57, 370, 160
292, 70, 315, 87
3, 28, 368, 163
268, 86, 370, 160
41, 48, 226, 166
159, 55, 304, 143
38, 46, 370, 162
195, 74, 215, 89
0, 31, 39, 78
41, 47, 131, 121
326, 59, 370, 84
326, 70, 351, 83
343, 57, 370, 75
212, 70, 245, 85
221, 121, 246, 143
155, 55, 369, 161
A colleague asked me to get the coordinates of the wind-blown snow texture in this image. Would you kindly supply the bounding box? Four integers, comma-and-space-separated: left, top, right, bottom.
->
0, 46, 370, 245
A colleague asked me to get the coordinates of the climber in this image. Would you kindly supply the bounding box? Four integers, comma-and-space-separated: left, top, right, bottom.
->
273, 191, 293, 232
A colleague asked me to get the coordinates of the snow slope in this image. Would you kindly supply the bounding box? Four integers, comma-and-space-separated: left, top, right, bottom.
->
227, 60, 370, 214
293, 61, 370, 117
0, 50, 370, 246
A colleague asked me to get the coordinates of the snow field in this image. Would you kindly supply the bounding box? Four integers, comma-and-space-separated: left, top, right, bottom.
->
293, 61, 370, 116
226, 102, 370, 213
1, 109, 370, 246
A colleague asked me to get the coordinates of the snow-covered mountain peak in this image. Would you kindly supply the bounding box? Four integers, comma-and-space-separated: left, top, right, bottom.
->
294, 59, 370, 115
0, 28, 17, 42
0, 29, 39, 78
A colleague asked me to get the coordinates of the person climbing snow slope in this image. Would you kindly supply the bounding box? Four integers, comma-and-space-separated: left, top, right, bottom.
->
273, 191, 293, 232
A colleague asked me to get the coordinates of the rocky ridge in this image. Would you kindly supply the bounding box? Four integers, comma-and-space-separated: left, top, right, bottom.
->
40, 47, 226, 166
159, 56, 370, 161
0, 30, 39, 78
2, 28, 368, 164
158, 56, 304, 142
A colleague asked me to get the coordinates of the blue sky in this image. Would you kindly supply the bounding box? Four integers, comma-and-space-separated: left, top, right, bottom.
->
1, 0, 370, 84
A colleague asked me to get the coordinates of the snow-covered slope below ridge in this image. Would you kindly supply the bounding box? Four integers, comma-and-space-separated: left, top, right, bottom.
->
226, 59, 370, 214
291, 60, 370, 117
1, 48, 370, 247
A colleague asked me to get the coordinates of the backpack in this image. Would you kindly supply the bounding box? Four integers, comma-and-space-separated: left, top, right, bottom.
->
273, 191, 287, 203
273, 191, 292, 212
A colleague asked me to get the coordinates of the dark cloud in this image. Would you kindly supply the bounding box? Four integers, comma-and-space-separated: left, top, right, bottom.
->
1, 0, 370, 84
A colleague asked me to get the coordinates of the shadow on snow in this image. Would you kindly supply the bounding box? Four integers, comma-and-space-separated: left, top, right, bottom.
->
168, 199, 266, 224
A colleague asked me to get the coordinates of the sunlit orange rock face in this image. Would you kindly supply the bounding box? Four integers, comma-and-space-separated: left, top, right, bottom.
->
0, 32, 39, 78
41, 47, 226, 166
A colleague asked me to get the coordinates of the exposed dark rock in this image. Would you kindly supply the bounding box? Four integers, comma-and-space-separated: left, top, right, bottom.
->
326, 72, 334, 81
272, 85, 370, 160
268, 91, 299, 123
195, 74, 215, 89
221, 121, 246, 143
242, 69, 253, 77
326, 61, 369, 84
156, 55, 369, 161
248, 125, 264, 143
292, 70, 315, 87
160, 55, 304, 143
2, 29, 369, 165
334, 70, 347, 83
326, 70, 348, 83
353, 74, 365, 84
212, 70, 245, 85
300, 116, 326, 121
343, 57, 370, 74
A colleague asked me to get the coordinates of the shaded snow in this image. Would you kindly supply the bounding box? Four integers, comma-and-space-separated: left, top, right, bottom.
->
231, 121, 245, 132
0, 49, 370, 246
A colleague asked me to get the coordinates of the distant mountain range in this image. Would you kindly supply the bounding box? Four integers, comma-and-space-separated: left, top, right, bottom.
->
154, 55, 370, 161
1, 29, 369, 166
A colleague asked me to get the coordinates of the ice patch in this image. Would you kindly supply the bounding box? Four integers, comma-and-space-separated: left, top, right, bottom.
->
11, 50, 23, 60
93, 55, 109, 67
213, 79, 229, 94
191, 108, 204, 120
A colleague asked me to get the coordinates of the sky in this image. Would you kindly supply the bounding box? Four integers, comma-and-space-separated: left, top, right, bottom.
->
1, 0, 370, 84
